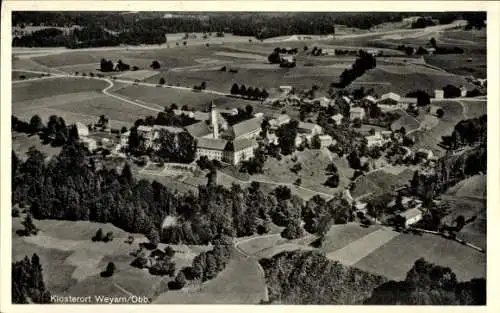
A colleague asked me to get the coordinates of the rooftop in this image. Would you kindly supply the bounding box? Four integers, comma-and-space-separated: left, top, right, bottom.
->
298, 121, 321, 131
231, 117, 262, 138
400, 207, 423, 220
185, 121, 211, 138
225, 138, 256, 152
380, 92, 401, 102
197, 137, 228, 151
350, 107, 365, 113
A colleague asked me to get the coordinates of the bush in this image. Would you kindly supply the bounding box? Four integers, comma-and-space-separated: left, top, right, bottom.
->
92, 228, 104, 242
103, 231, 114, 242
101, 262, 116, 277
436, 109, 444, 118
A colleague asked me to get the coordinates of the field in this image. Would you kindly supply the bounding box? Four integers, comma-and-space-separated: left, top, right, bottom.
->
12, 132, 62, 160
412, 99, 465, 156
12, 77, 108, 102
153, 250, 267, 304
425, 54, 486, 78
354, 232, 486, 281
12, 88, 152, 129
12, 217, 213, 302
352, 67, 476, 96
251, 149, 353, 198
351, 167, 415, 199
460, 99, 487, 118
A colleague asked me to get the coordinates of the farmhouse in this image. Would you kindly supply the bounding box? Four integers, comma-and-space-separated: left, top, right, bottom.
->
75, 122, 89, 137
269, 114, 291, 129
378, 92, 401, 106
460, 86, 468, 97
363, 95, 377, 104
400, 207, 423, 227
434, 89, 444, 99
398, 97, 417, 108
342, 95, 353, 107
298, 122, 323, 135
365, 132, 385, 147
350, 107, 366, 120
137, 125, 153, 141
330, 113, 344, 126
319, 135, 334, 148
120, 131, 130, 148
80, 137, 97, 151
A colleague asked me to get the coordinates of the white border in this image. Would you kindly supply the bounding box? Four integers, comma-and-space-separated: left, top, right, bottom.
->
1, 1, 499, 313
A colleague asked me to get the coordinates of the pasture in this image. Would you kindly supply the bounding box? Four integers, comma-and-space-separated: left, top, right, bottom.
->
354, 232, 486, 281
12, 217, 212, 302
351, 168, 415, 199
153, 250, 267, 304
12, 89, 152, 129
251, 149, 352, 198
352, 67, 476, 96
12, 132, 62, 160
460, 99, 487, 118
412, 100, 465, 156
425, 54, 486, 78
12, 77, 108, 102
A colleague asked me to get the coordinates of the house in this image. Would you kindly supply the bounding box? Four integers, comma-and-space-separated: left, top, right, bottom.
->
80, 137, 97, 151
269, 114, 291, 129
120, 131, 130, 148
254, 112, 264, 119
75, 122, 89, 137
294, 135, 303, 147
377, 92, 401, 105
354, 201, 368, 213
342, 95, 353, 107
350, 107, 366, 120
363, 95, 377, 104
427, 47, 436, 55
319, 135, 334, 148
280, 86, 293, 94
266, 132, 279, 145
314, 96, 333, 108
367, 49, 381, 56
400, 207, 423, 227
330, 113, 344, 126
398, 97, 417, 109
434, 89, 444, 99
298, 122, 323, 135
460, 86, 468, 97
365, 132, 385, 147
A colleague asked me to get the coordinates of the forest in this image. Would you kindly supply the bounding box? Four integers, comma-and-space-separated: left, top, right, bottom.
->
12, 254, 51, 304
260, 251, 485, 305
12, 12, 480, 47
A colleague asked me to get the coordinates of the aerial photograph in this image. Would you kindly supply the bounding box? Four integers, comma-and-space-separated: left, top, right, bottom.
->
10, 10, 487, 305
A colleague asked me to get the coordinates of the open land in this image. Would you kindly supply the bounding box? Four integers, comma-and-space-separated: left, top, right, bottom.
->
12, 17, 487, 304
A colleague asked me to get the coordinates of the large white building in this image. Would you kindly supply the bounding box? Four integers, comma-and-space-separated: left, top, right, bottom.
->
195, 102, 259, 165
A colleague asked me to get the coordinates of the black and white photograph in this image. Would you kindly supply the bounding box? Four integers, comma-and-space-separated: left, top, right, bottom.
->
1, 1, 496, 309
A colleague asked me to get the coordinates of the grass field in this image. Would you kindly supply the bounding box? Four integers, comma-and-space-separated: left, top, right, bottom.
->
412, 100, 465, 156
351, 168, 415, 199
460, 99, 487, 118
12, 90, 150, 129
352, 67, 476, 96
12, 70, 45, 80
320, 223, 382, 254
12, 132, 62, 160
11, 217, 215, 302
354, 232, 486, 281
425, 54, 486, 78
251, 149, 353, 197
154, 250, 267, 304
12, 77, 108, 102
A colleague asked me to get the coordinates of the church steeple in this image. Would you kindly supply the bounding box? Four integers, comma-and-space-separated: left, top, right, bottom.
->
211, 100, 219, 139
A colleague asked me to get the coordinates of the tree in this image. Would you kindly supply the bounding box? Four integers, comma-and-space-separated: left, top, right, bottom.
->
230, 83, 240, 95
21, 214, 38, 236
311, 134, 321, 149
200, 81, 207, 90
159, 77, 165, 85
171, 271, 186, 289
430, 37, 437, 48
151, 60, 161, 69
92, 228, 104, 241
239, 85, 247, 96
147, 229, 160, 248
324, 174, 340, 188
104, 231, 114, 242
281, 219, 304, 239
436, 108, 444, 118
103, 262, 116, 277
165, 245, 175, 258
29, 115, 43, 133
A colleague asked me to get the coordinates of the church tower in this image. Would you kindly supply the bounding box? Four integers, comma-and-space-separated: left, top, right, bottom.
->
211, 100, 219, 139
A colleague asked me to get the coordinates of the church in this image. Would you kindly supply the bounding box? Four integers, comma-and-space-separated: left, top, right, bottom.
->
195, 102, 260, 165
